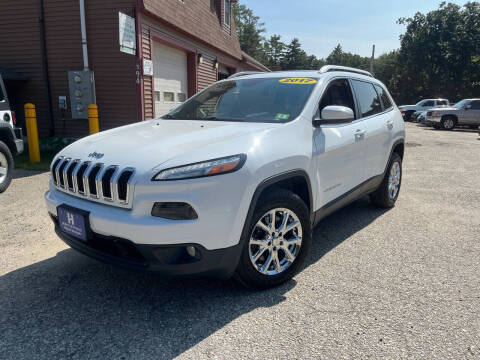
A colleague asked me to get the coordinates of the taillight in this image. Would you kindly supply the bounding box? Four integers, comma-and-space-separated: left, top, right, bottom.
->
11, 112, 16, 125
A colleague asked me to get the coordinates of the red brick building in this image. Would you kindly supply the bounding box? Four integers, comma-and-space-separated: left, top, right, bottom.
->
0, 0, 268, 138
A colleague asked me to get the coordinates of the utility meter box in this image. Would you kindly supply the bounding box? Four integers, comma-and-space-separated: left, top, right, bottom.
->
68, 70, 96, 119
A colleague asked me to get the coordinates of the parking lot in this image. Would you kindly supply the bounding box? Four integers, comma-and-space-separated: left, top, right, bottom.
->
0, 122, 479, 359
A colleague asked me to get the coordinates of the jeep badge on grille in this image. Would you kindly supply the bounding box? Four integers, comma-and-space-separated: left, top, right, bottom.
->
88, 152, 104, 159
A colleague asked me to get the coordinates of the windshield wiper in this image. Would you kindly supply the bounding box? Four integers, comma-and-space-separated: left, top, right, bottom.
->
201, 116, 246, 122
162, 114, 174, 119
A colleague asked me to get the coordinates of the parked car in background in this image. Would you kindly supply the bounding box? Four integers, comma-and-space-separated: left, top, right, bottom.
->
415, 111, 428, 124
0, 75, 24, 192
425, 99, 480, 130
45, 66, 405, 289
399, 99, 449, 121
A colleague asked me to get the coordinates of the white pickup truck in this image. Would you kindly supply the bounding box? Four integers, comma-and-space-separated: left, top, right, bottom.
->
398, 99, 449, 121
0, 75, 24, 192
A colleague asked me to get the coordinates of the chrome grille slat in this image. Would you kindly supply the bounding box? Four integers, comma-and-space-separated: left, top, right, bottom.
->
62, 159, 73, 191
66, 160, 81, 191
56, 159, 69, 188
71, 160, 84, 193
93, 164, 106, 199
82, 162, 96, 197
117, 168, 136, 204
101, 166, 118, 201
50, 157, 135, 209
51, 157, 63, 185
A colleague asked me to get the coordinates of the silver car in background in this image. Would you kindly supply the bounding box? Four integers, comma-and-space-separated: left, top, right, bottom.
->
425, 99, 480, 130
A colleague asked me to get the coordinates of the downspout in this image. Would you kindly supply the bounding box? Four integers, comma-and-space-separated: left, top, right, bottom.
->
79, 0, 89, 69
38, 0, 55, 136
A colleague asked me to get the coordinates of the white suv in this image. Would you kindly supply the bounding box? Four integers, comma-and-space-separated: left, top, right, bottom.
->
45, 66, 405, 289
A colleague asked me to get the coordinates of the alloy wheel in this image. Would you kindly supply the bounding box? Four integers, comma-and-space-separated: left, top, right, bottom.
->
388, 161, 401, 200
0, 152, 8, 185
249, 208, 303, 275
444, 119, 454, 129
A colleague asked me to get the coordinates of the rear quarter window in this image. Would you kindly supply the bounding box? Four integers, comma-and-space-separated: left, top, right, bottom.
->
351, 80, 382, 118
374, 84, 393, 110
0, 86, 4, 102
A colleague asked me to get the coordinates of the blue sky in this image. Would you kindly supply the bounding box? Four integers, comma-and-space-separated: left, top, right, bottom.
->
240, 0, 471, 58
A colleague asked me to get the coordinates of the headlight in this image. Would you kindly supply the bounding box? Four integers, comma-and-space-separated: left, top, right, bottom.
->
152, 154, 246, 181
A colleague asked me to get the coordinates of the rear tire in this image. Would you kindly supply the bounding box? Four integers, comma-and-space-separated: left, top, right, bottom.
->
405, 111, 414, 122
441, 116, 456, 130
0, 141, 13, 193
370, 152, 402, 209
235, 189, 312, 289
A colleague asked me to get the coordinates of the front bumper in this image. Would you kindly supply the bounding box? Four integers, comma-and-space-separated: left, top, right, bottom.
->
425, 116, 441, 126
45, 168, 255, 276
50, 214, 241, 277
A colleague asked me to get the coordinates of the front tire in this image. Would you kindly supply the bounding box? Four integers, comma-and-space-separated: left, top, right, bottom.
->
235, 189, 312, 289
0, 141, 13, 193
441, 116, 456, 130
370, 152, 402, 209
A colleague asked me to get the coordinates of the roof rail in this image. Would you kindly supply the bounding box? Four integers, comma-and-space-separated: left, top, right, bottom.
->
228, 71, 262, 79
319, 65, 373, 77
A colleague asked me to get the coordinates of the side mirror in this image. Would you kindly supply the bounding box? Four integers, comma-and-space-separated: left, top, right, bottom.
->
313, 106, 355, 127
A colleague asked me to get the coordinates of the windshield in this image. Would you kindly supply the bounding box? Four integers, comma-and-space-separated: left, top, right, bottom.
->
453, 99, 469, 108
162, 77, 318, 123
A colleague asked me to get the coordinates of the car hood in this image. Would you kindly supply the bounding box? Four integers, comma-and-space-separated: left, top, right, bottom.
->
57, 120, 278, 173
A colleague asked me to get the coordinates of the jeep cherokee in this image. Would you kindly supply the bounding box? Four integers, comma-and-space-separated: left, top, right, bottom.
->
45, 66, 405, 289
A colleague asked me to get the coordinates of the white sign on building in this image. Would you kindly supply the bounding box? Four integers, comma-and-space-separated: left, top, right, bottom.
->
119, 12, 136, 55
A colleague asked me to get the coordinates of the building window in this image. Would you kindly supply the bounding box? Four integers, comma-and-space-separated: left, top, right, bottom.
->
164, 92, 175, 102
224, 0, 231, 26
155, 91, 160, 102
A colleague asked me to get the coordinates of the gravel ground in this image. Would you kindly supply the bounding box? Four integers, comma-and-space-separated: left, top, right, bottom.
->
1, 123, 479, 359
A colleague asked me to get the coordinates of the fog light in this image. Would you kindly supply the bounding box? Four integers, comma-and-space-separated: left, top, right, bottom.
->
186, 246, 196, 257
151, 202, 198, 220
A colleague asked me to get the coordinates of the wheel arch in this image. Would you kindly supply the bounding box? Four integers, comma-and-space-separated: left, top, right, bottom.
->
441, 114, 458, 123
0, 126, 16, 155
384, 139, 405, 174
241, 170, 314, 241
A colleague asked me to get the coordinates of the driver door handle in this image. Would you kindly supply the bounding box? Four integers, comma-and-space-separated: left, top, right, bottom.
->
354, 129, 366, 139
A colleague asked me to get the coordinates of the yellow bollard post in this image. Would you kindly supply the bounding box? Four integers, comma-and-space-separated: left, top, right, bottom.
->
24, 103, 41, 163
88, 104, 99, 134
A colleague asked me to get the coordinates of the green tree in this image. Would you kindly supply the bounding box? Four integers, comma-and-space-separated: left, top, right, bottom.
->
232, 3, 266, 59
282, 38, 308, 70
326, 44, 370, 70
396, 1, 480, 102
263, 35, 286, 70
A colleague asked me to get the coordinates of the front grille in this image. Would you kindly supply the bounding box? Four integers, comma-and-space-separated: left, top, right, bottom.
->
51, 156, 136, 208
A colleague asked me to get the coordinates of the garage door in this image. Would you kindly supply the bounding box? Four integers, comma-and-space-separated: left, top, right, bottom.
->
153, 42, 188, 118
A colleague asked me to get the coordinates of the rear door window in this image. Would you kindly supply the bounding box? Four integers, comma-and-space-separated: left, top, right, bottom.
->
437, 100, 448, 106
351, 80, 382, 118
422, 100, 434, 107
470, 100, 480, 110
374, 84, 393, 111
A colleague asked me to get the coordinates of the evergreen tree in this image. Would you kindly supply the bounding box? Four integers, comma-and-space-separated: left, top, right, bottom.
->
282, 38, 308, 70
232, 3, 266, 59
